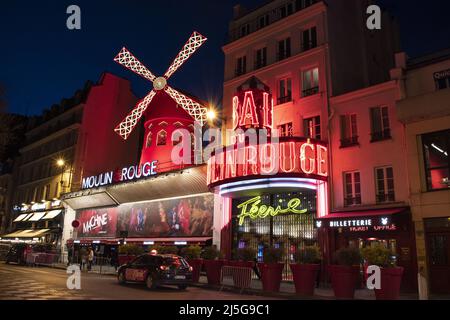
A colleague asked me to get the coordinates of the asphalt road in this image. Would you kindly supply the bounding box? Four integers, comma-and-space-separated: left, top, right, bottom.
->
0, 262, 278, 300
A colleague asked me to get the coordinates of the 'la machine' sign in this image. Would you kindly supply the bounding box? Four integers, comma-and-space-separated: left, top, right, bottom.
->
81, 161, 158, 189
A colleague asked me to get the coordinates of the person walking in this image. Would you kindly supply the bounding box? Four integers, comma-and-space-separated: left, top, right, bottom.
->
88, 248, 94, 271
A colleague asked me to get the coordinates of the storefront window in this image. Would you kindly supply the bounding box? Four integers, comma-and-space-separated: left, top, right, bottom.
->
422, 129, 450, 191
232, 190, 317, 280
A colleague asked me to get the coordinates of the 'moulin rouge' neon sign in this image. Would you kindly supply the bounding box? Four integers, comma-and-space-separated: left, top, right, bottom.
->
236, 196, 308, 225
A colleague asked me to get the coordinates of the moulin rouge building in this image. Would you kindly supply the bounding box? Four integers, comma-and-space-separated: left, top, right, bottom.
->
58, 0, 420, 290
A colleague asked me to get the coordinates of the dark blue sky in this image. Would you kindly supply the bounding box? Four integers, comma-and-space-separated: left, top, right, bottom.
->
1, 0, 449, 116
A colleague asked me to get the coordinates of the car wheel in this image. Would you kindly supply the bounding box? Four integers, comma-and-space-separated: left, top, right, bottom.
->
118, 272, 126, 285
178, 285, 187, 290
146, 274, 157, 290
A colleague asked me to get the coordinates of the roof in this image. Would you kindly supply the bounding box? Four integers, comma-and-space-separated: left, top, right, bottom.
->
408, 47, 450, 69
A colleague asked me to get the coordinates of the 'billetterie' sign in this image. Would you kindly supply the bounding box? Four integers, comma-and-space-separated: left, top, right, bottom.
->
82, 161, 158, 189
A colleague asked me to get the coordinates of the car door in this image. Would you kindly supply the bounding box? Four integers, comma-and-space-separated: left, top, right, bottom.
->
125, 256, 148, 282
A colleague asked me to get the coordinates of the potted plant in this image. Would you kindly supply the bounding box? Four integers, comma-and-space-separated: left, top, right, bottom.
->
258, 247, 284, 292
361, 244, 403, 300
118, 244, 144, 265
329, 247, 361, 299
233, 247, 256, 268
201, 246, 224, 285
181, 245, 203, 282
290, 245, 321, 296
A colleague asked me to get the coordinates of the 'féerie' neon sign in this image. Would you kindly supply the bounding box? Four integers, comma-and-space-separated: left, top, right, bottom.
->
236, 196, 308, 225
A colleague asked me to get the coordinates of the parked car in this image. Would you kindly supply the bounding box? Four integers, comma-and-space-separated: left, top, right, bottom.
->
5, 243, 29, 265
117, 254, 193, 290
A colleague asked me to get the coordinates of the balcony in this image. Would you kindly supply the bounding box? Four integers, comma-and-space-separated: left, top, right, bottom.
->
302, 86, 319, 97
376, 193, 395, 203
340, 136, 359, 148
344, 196, 361, 207
277, 95, 292, 105
370, 129, 391, 143
227, 0, 319, 43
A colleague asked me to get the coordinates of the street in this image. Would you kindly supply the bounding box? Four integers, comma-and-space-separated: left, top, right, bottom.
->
0, 263, 278, 300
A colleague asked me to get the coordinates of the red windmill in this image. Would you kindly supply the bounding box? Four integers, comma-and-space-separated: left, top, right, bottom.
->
113, 31, 209, 140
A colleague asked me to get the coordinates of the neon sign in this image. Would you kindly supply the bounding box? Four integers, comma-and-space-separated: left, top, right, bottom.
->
233, 90, 273, 131
81, 161, 158, 189
207, 139, 328, 187
236, 196, 308, 226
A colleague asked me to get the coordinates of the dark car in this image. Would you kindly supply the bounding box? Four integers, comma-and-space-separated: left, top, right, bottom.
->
117, 254, 193, 290
5, 243, 28, 265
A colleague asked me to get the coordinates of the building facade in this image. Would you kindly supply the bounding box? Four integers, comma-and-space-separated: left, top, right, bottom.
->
395, 49, 450, 294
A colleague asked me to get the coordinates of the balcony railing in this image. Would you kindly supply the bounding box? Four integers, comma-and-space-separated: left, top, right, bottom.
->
302, 40, 318, 52
235, 68, 247, 77
371, 129, 391, 142
277, 51, 291, 61
227, 0, 319, 43
376, 193, 395, 203
302, 86, 319, 97
277, 95, 292, 105
344, 196, 362, 207
340, 136, 359, 148
254, 60, 267, 70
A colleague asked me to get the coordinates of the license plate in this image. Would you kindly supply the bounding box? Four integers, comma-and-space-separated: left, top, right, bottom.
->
174, 275, 186, 280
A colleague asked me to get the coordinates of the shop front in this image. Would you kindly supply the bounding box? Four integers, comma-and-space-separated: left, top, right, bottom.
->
316, 208, 418, 291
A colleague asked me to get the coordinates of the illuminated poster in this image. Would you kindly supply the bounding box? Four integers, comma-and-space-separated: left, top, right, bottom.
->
76, 208, 118, 238
117, 194, 214, 237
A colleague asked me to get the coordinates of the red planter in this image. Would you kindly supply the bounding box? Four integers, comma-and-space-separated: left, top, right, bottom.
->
118, 255, 136, 266
187, 258, 203, 283
290, 264, 320, 296
374, 267, 404, 300
203, 260, 225, 285
258, 263, 284, 292
329, 265, 360, 299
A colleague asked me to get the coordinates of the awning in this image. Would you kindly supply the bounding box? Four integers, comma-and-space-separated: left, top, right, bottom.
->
42, 210, 62, 220
318, 207, 408, 219
66, 237, 212, 245
21, 213, 34, 222
27, 212, 47, 222
13, 214, 29, 222
1, 229, 51, 239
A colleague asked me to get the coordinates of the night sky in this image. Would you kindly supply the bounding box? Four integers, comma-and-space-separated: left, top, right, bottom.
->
1, 0, 449, 116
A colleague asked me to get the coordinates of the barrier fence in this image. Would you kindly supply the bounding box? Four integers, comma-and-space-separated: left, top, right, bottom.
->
220, 266, 253, 293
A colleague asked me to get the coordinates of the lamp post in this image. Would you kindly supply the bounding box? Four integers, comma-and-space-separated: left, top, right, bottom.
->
56, 158, 73, 195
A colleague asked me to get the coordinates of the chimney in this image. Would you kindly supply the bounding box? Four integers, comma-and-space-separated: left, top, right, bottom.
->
233, 4, 246, 19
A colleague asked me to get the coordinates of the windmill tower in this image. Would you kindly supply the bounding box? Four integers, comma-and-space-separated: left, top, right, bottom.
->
113, 32, 211, 171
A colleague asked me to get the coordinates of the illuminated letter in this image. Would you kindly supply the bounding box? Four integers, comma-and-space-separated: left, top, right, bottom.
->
260, 143, 278, 175
262, 92, 273, 130
239, 91, 259, 127
300, 142, 316, 174
280, 142, 296, 173
317, 145, 328, 176
232, 96, 240, 130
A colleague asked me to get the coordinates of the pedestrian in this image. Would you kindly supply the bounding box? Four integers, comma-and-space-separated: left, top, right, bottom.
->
252, 257, 261, 280
88, 248, 94, 271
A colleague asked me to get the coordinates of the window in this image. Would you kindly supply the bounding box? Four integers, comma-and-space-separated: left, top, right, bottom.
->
303, 116, 321, 140
258, 14, 270, 29
278, 78, 292, 104
302, 27, 317, 51
344, 171, 361, 206
255, 47, 267, 69
157, 130, 167, 146
277, 123, 293, 137
43, 184, 50, 201
422, 129, 450, 190
146, 132, 152, 148
375, 166, 395, 203
240, 24, 250, 37
279, 3, 293, 18
54, 182, 60, 198
340, 114, 358, 147
235, 56, 247, 76
302, 68, 319, 97
370, 106, 391, 142
296, 0, 317, 10
277, 38, 291, 61
434, 69, 450, 90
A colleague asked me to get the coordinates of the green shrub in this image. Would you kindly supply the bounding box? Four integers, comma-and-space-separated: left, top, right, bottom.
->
263, 247, 283, 263
180, 245, 202, 259
119, 244, 144, 256
201, 246, 220, 260
361, 244, 396, 267
334, 247, 361, 266
159, 245, 179, 255
294, 245, 322, 264
235, 247, 257, 261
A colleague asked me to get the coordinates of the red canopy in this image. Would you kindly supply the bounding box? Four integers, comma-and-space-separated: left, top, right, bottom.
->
318, 207, 408, 219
